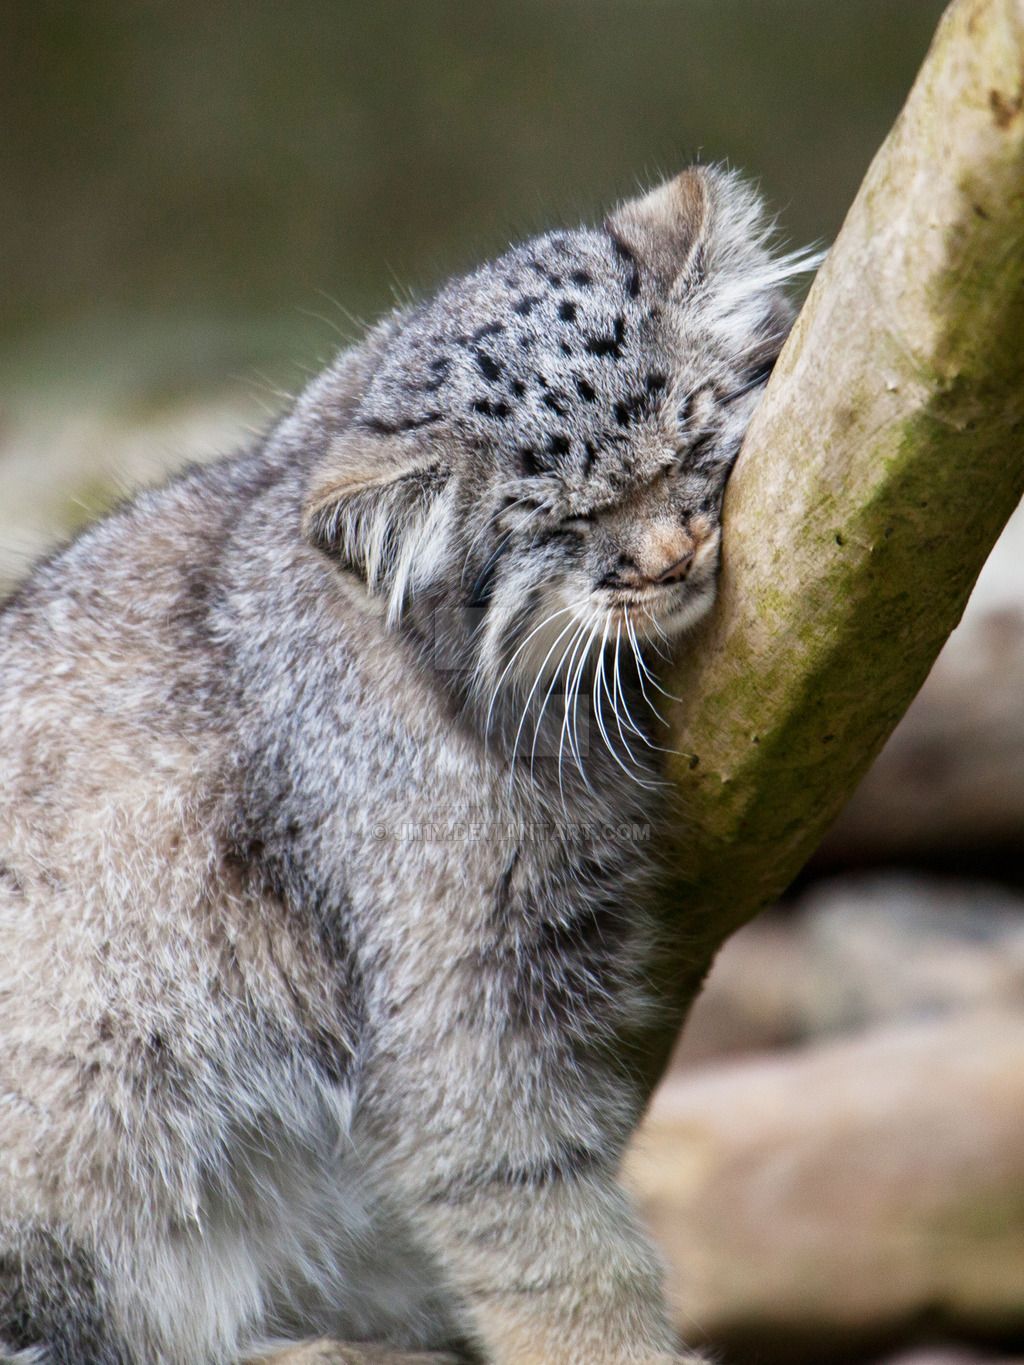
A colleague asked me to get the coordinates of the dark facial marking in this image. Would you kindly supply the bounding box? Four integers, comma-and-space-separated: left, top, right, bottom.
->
495, 1142, 603, 1189
609, 232, 641, 298
472, 320, 505, 342
473, 398, 512, 419
721, 355, 778, 403
519, 446, 542, 477
364, 411, 442, 436
0, 860, 22, 896
614, 392, 649, 428
469, 540, 510, 608
529, 260, 562, 289
584, 315, 626, 360
415, 355, 450, 394
685, 431, 717, 464
421, 1142, 603, 1207
476, 351, 502, 383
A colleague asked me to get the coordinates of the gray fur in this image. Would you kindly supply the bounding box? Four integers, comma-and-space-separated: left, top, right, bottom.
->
0, 166, 808, 1364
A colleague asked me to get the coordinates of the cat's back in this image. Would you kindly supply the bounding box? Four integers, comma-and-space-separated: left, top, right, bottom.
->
0, 450, 279, 834
0, 448, 304, 1036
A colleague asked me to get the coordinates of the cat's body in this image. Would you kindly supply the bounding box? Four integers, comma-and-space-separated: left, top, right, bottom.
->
0, 167, 806, 1364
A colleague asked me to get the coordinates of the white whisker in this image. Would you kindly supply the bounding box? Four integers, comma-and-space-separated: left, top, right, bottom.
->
625, 616, 683, 756
625, 615, 667, 725
528, 618, 591, 778
592, 618, 659, 789
611, 622, 648, 749
593, 620, 635, 777
482, 603, 577, 736
507, 614, 589, 778
637, 610, 684, 703
558, 614, 601, 800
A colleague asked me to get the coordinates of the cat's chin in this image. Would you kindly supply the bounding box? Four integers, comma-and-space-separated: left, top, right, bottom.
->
638, 580, 717, 641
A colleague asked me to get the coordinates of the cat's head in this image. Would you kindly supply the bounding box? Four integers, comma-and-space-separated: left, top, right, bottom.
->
302, 165, 810, 700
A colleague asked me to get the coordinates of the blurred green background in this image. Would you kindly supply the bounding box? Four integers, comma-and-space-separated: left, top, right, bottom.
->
2, 0, 947, 403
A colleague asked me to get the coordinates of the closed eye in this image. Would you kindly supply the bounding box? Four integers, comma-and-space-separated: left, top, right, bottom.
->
720, 357, 777, 405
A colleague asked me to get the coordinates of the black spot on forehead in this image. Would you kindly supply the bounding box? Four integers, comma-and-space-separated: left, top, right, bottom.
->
529, 259, 562, 289
519, 446, 542, 476
476, 351, 502, 382
614, 392, 650, 427
472, 320, 505, 341
584, 316, 626, 360
360, 224, 673, 477
474, 397, 511, 419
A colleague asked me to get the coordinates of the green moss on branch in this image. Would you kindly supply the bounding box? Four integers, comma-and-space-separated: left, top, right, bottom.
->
636, 0, 1024, 1084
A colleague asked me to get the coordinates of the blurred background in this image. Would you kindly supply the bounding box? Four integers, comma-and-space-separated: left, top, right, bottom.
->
4, 3, 1023, 1363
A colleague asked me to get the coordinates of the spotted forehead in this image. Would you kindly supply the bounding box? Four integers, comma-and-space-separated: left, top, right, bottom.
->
362, 226, 678, 489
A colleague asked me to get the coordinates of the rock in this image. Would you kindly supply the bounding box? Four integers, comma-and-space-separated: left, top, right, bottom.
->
882, 1353, 1024, 1364
674, 875, 1024, 1067
792, 876, 1024, 1035
671, 914, 817, 1065
628, 1013, 1024, 1362
244, 1347, 457, 1365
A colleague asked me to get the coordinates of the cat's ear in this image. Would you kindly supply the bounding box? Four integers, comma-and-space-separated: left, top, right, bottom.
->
302, 430, 453, 620
605, 165, 710, 292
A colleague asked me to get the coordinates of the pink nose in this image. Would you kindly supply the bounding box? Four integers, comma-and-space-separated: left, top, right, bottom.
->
602, 545, 696, 591
655, 551, 694, 584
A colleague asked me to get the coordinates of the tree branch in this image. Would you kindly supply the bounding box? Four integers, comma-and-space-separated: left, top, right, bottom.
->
657, 0, 1024, 981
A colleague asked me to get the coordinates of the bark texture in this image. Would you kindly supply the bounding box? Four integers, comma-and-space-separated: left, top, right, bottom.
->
660, 0, 1024, 958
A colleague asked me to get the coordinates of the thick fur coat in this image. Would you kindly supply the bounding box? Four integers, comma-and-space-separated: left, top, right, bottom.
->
0, 167, 807, 1364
